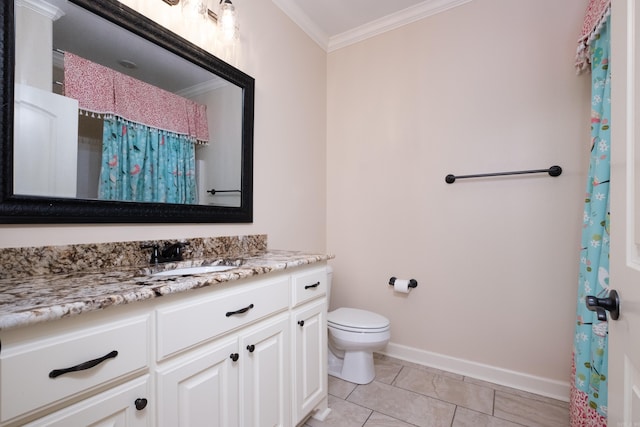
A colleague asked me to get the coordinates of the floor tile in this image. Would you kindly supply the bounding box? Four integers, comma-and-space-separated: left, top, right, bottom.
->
329, 375, 358, 399
305, 394, 372, 427
452, 407, 524, 427
364, 412, 418, 426
347, 380, 456, 427
373, 357, 403, 385
375, 353, 464, 381
394, 366, 494, 415
494, 391, 570, 427
464, 376, 569, 409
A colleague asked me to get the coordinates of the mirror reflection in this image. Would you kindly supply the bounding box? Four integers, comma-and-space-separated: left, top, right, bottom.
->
14, 0, 242, 207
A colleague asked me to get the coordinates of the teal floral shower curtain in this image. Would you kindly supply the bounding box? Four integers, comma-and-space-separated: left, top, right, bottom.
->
99, 116, 197, 204
570, 13, 611, 427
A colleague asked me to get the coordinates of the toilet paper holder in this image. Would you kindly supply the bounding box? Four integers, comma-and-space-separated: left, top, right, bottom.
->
388, 277, 418, 288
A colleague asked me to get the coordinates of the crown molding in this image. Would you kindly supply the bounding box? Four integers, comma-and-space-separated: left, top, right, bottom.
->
328, 0, 473, 52
175, 78, 229, 98
271, 0, 329, 50
272, 0, 472, 52
16, 0, 65, 21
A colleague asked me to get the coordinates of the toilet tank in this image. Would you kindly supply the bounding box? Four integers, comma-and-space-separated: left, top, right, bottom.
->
326, 266, 333, 306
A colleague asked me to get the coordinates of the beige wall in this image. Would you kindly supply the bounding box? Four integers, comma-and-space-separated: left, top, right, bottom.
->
4, 0, 593, 400
327, 0, 590, 398
0, 0, 327, 253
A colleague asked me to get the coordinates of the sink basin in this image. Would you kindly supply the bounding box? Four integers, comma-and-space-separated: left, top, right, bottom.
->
152, 265, 236, 277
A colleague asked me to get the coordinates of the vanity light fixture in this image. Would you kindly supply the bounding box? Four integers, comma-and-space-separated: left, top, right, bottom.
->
160, 0, 239, 42
218, 0, 239, 42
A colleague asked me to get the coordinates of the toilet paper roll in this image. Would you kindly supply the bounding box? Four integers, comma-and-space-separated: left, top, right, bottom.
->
393, 279, 411, 293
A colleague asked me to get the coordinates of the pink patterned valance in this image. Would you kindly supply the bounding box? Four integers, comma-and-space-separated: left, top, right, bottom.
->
575, 0, 611, 73
64, 52, 209, 143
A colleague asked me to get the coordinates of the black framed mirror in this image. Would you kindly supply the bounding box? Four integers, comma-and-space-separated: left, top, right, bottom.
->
0, 0, 254, 223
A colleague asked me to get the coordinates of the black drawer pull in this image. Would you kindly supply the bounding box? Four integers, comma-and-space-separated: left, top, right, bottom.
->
226, 303, 254, 317
230, 353, 239, 362
135, 398, 148, 411
49, 350, 118, 378
246, 344, 255, 353
304, 281, 320, 290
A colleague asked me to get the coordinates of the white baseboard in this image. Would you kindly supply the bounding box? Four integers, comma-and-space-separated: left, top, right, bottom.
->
379, 342, 570, 402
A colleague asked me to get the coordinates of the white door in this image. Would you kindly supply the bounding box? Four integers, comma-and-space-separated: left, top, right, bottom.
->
155, 338, 240, 427
292, 299, 327, 424
22, 376, 150, 427
608, 0, 640, 423
239, 314, 290, 427
13, 83, 79, 198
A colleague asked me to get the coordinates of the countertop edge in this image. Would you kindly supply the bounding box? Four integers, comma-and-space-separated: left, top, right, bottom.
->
0, 251, 333, 332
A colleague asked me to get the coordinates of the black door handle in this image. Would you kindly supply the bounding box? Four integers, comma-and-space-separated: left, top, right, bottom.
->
586, 289, 620, 321
226, 304, 254, 317
305, 282, 320, 290
49, 350, 118, 378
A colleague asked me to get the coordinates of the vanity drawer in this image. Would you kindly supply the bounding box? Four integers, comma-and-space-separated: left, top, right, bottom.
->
291, 267, 327, 308
156, 276, 290, 360
0, 315, 149, 424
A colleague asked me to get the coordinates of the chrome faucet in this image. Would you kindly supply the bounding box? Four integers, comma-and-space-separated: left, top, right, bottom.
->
141, 241, 190, 264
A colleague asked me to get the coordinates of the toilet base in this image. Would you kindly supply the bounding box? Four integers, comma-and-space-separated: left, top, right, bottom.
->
327, 348, 375, 384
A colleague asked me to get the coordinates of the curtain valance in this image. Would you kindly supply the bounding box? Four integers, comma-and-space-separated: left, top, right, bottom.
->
64, 52, 209, 144
575, 0, 611, 73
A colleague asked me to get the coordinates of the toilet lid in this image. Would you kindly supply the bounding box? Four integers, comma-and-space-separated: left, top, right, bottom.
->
327, 307, 390, 330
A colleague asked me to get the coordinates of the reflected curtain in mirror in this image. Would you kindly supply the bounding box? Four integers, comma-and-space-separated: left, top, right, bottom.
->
100, 117, 197, 203
64, 52, 207, 203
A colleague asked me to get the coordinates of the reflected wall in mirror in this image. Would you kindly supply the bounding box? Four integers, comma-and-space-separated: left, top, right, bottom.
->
0, 0, 254, 223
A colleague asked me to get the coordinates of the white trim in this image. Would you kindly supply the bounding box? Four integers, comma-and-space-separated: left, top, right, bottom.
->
175, 78, 229, 98
16, 0, 65, 21
271, 0, 329, 50
271, 0, 472, 52
328, 0, 473, 52
380, 342, 570, 402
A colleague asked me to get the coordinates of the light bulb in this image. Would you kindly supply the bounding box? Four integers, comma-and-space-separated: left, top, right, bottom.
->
219, 0, 238, 42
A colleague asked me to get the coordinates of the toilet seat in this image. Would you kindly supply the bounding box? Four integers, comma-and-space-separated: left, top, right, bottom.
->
328, 307, 390, 333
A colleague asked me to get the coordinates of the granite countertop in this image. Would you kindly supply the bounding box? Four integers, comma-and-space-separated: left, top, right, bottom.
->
0, 249, 332, 332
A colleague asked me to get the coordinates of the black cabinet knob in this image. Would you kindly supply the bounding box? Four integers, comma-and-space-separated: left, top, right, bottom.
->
135, 398, 148, 411
246, 344, 255, 353
230, 353, 239, 361
298, 320, 305, 327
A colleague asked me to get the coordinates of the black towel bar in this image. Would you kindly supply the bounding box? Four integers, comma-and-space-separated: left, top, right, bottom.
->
207, 189, 242, 195
445, 165, 562, 184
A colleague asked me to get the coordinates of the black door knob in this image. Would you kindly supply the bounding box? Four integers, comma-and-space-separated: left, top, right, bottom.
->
586, 289, 620, 321
135, 398, 148, 411
230, 353, 239, 361
298, 320, 305, 327
246, 344, 255, 353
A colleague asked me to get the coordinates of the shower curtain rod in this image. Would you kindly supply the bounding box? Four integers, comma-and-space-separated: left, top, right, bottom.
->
445, 165, 562, 184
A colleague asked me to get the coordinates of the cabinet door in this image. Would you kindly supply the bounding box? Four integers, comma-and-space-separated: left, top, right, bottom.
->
292, 299, 327, 424
239, 314, 290, 427
156, 338, 239, 427
22, 375, 150, 427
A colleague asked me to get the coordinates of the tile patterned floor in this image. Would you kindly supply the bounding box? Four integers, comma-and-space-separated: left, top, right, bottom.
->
303, 354, 569, 427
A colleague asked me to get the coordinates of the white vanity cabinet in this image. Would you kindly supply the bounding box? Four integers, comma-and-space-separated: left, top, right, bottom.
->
0, 263, 329, 427
155, 274, 291, 427
21, 375, 150, 427
0, 313, 152, 427
291, 267, 329, 425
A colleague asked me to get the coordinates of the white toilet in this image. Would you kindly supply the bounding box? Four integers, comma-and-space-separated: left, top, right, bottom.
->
326, 267, 391, 384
